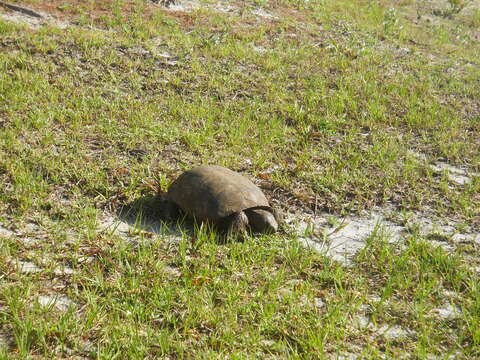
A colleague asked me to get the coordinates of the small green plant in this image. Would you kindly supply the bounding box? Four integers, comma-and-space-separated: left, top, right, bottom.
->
57, 2, 73, 12
253, 0, 269, 7
469, 9, 480, 27
447, 0, 468, 14
383, 7, 401, 36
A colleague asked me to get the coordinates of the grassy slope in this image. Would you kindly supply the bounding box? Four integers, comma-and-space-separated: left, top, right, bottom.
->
0, 0, 479, 358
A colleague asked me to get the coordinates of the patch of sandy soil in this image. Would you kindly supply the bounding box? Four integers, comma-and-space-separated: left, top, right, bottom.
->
354, 312, 413, 341
430, 162, 478, 185
97, 209, 187, 244
37, 294, 76, 311
288, 207, 478, 265
162, 0, 279, 21
251, 7, 277, 20
287, 211, 403, 265
0, 225, 14, 238
15, 260, 43, 273
164, 0, 235, 13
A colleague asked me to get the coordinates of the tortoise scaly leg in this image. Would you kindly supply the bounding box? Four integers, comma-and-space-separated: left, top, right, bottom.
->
226, 211, 249, 240
156, 194, 180, 222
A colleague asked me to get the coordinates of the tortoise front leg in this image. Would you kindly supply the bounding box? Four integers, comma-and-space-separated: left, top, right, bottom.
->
226, 211, 249, 240
156, 195, 181, 222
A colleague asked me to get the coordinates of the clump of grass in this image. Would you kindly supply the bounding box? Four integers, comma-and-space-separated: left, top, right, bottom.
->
355, 231, 480, 357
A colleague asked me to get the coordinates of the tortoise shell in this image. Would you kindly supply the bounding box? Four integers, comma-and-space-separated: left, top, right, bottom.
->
167, 165, 271, 222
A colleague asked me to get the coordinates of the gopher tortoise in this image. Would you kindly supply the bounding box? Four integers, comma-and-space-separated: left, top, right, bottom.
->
165, 165, 280, 236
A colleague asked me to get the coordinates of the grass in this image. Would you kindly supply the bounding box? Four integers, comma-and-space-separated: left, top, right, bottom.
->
1, 223, 479, 358
0, 0, 479, 358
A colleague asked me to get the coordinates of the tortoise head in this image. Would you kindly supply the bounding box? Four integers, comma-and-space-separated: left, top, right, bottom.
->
245, 208, 280, 234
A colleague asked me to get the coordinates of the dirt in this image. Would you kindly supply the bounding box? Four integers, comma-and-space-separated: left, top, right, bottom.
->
15, 260, 42, 273
430, 162, 478, 185
37, 294, 76, 311
433, 302, 463, 320
164, 0, 235, 13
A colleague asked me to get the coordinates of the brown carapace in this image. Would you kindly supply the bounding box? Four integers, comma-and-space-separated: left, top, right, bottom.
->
165, 165, 281, 237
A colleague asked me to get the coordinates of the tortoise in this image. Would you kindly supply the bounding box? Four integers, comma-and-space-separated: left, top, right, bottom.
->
164, 165, 280, 236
